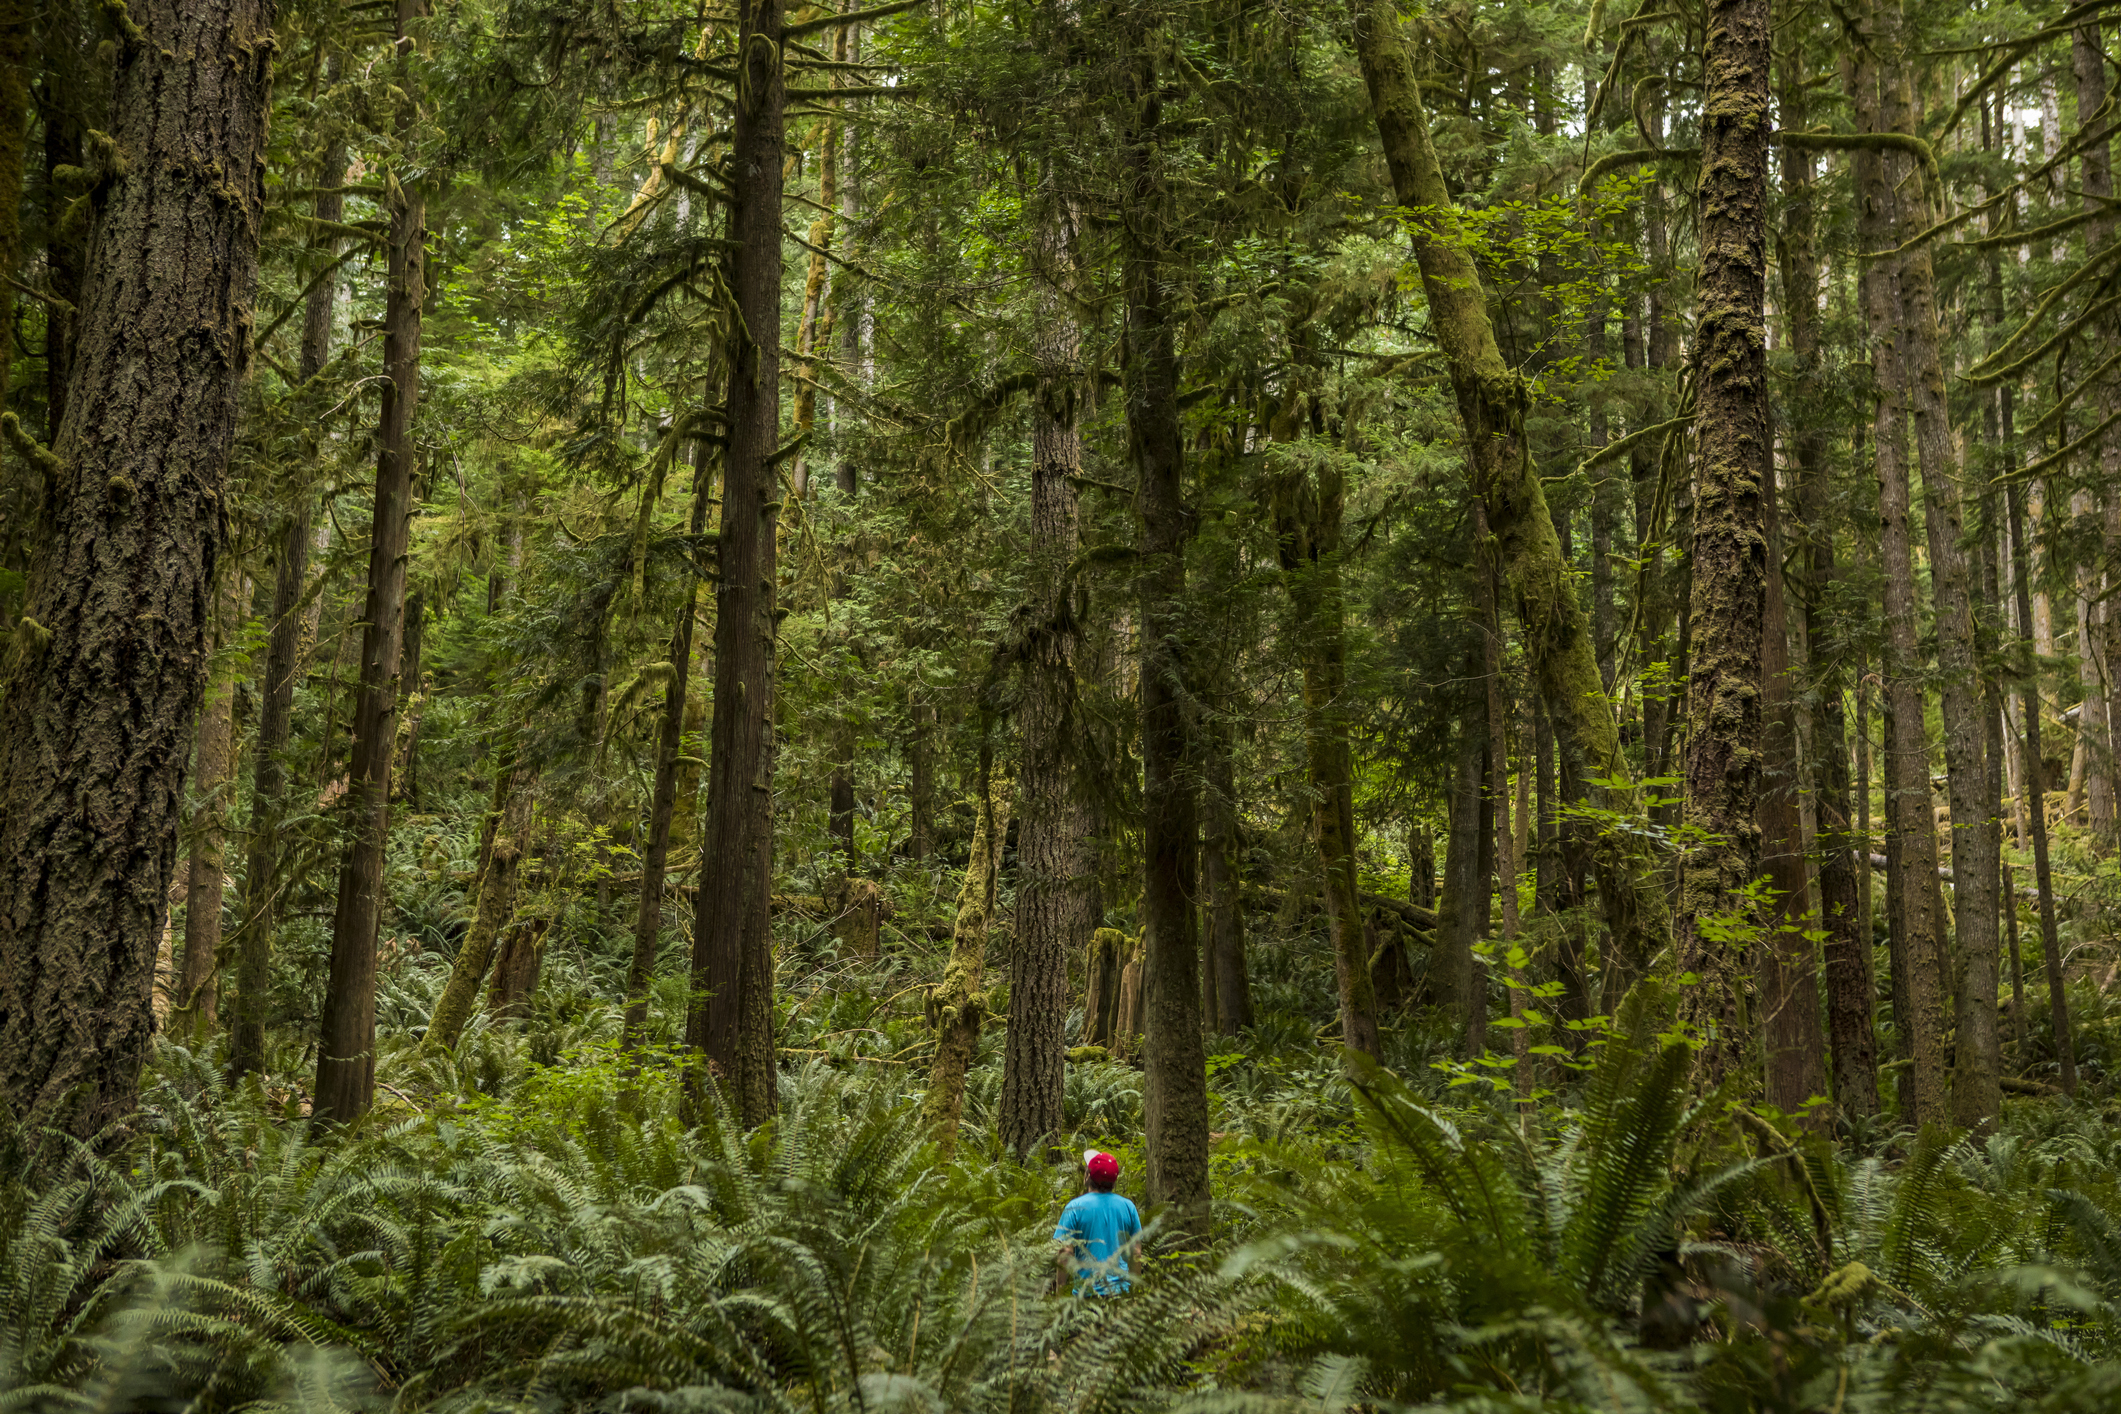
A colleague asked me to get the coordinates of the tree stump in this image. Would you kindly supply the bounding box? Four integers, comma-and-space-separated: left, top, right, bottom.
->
1113, 939, 1145, 1061
829, 877, 883, 957
1083, 926, 1126, 1046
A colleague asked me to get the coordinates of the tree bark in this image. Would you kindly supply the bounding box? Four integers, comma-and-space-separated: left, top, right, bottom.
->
1125, 37, 1208, 1224
0, 0, 272, 1139
1000, 187, 1086, 1158
688, 0, 784, 1128
1676, 0, 1771, 1081
923, 771, 1008, 1156
1345, 0, 1669, 980
232, 119, 343, 1081
316, 0, 427, 1128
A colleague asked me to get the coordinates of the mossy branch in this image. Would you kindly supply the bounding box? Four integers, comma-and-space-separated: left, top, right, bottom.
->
1571, 414, 1693, 479
1576, 147, 1698, 201
1959, 201, 2121, 253
2002, 403, 2121, 485
782, 0, 929, 41
1774, 129, 1938, 182
1, 414, 65, 483
1965, 240, 2121, 383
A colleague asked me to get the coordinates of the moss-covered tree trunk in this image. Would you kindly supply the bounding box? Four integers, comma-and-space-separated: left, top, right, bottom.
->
922, 773, 1009, 1156
1673, 0, 1772, 1078
1841, 20, 1948, 1126
688, 0, 784, 1128
317, 0, 427, 1128
1345, 0, 1669, 980
1000, 187, 1085, 1159
1274, 466, 1381, 1062
424, 750, 534, 1052
0, 0, 272, 1138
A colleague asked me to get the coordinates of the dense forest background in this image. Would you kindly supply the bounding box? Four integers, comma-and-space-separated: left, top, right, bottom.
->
8, 0, 2121, 1406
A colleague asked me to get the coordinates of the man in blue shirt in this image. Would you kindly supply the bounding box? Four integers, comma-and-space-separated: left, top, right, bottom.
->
1052, 1150, 1141, 1295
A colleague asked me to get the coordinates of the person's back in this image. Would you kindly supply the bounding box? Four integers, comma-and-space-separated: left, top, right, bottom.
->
1053, 1152, 1141, 1295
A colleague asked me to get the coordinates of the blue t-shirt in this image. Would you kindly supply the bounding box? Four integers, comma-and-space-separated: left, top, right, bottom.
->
1053, 1190, 1141, 1295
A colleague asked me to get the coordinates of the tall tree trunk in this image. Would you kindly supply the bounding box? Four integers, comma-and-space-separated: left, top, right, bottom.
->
2074, 25, 2121, 853
1890, 87, 1997, 1130
623, 451, 711, 1049
922, 769, 1008, 1156
1676, 0, 1771, 1081
0, 0, 272, 1138
1001, 191, 1086, 1157
423, 747, 533, 1051
1842, 21, 1948, 1128
233, 120, 344, 1081
176, 577, 241, 1037
2007, 482, 2077, 1094
1275, 467, 1381, 1061
1125, 38, 1208, 1222
1346, 0, 1669, 980
1866, 5, 2000, 1128
688, 0, 784, 1128
1778, 45, 1871, 1117
1759, 440, 1825, 1112
316, 0, 427, 1128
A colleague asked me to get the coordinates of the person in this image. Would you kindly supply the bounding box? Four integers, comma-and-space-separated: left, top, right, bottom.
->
1052, 1150, 1141, 1295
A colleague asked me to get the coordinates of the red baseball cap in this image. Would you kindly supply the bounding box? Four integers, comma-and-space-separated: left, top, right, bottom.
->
1085, 1150, 1119, 1183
